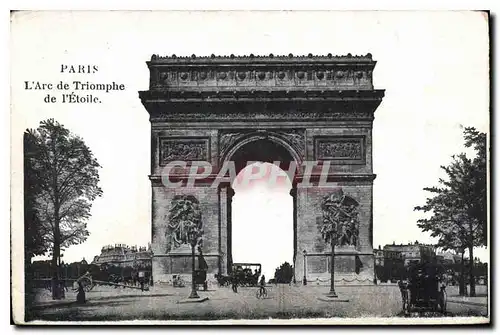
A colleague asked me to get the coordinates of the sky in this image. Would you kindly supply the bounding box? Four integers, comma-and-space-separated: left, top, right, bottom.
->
232, 163, 294, 279
10, 11, 489, 276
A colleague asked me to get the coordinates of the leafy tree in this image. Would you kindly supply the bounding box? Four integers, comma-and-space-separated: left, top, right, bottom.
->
463, 127, 487, 246
274, 262, 294, 284
24, 119, 102, 299
414, 188, 471, 294
415, 127, 487, 297
24, 132, 48, 261
319, 188, 360, 298
167, 195, 204, 299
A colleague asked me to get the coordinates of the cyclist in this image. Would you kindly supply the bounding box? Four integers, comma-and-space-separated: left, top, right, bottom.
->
259, 275, 266, 297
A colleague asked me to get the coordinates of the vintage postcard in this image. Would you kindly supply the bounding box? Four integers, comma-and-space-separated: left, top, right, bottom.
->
10, 10, 490, 325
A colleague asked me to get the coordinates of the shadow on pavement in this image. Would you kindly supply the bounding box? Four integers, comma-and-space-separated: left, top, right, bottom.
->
32, 293, 175, 310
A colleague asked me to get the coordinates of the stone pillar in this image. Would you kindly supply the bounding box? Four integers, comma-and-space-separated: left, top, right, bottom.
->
218, 186, 228, 275
290, 185, 297, 283
227, 187, 235, 273
294, 185, 307, 284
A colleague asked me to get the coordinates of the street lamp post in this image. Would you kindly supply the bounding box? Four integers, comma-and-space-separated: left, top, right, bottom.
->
188, 231, 200, 299
303, 250, 307, 285
327, 239, 338, 298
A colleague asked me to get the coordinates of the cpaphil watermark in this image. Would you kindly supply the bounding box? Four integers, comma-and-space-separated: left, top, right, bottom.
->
160, 160, 341, 189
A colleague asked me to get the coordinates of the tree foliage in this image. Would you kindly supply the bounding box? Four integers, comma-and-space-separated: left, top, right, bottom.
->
24, 133, 48, 260
24, 119, 102, 288
463, 127, 487, 246
274, 262, 294, 284
415, 127, 487, 250
414, 127, 487, 296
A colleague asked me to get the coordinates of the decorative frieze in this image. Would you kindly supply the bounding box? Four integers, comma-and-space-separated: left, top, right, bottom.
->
148, 54, 376, 91
314, 136, 365, 164
151, 110, 374, 122
153, 68, 373, 90
159, 137, 210, 165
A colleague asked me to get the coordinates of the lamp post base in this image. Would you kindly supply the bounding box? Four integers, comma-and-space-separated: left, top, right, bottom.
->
178, 297, 209, 304
303, 277, 307, 285
188, 290, 200, 299
326, 291, 338, 298
318, 296, 349, 302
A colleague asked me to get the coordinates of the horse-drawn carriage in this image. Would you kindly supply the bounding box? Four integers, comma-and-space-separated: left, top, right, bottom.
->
400, 262, 447, 315
213, 263, 262, 288
214, 273, 231, 287
75, 271, 150, 292
231, 263, 262, 287
76, 272, 95, 292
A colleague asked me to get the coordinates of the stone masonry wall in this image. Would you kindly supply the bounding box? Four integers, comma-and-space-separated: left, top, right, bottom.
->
294, 183, 374, 284
152, 186, 220, 283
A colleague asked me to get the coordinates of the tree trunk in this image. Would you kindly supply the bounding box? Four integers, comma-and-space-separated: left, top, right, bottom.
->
328, 239, 337, 297
51, 151, 62, 300
469, 245, 476, 297
51, 225, 62, 300
25, 255, 34, 321
467, 211, 476, 297
189, 244, 199, 299
459, 251, 465, 296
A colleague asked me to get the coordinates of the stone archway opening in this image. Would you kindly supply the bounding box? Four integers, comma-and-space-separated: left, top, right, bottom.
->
224, 137, 299, 281
231, 162, 294, 281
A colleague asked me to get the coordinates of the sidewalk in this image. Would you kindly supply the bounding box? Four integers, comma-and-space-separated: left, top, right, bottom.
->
32, 285, 154, 309
32, 290, 79, 309
447, 296, 488, 307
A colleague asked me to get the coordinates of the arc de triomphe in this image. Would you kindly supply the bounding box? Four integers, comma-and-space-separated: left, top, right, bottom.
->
139, 53, 384, 284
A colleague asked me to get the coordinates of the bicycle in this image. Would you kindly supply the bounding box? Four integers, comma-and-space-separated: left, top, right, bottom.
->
256, 286, 268, 299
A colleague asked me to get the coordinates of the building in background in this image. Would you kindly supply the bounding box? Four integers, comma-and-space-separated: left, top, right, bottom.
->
91, 243, 152, 268
435, 251, 456, 265
374, 246, 384, 267
383, 241, 436, 266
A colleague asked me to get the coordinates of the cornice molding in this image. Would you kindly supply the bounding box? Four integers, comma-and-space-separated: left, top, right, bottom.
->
149, 53, 375, 64
148, 173, 376, 187
139, 89, 385, 103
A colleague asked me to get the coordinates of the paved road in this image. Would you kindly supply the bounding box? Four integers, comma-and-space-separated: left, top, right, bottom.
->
28, 284, 489, 322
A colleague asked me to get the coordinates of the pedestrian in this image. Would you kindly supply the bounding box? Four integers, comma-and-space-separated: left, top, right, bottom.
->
398, 278, 408, 311
60, 279, 66, 299
138, 270, 145, 292
76, 280, 86, 304
231, 271, 238, 293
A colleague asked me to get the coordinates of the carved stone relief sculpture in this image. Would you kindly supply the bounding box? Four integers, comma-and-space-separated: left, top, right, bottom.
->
315, 137, 365, 164
165, 195, 203, 253
320, 188, 360, 248
159, 138, 209, 165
